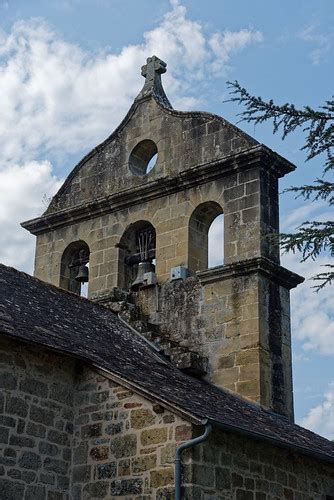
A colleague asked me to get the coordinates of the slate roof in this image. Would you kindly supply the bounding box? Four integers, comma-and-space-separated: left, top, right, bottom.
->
1, 263, 334, 464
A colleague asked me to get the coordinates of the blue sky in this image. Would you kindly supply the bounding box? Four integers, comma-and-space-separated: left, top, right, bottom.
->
0, 0, 333, 437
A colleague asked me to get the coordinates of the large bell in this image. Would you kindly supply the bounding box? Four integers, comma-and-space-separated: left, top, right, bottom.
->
75, 264, 89, 283
130, 261, 155, 291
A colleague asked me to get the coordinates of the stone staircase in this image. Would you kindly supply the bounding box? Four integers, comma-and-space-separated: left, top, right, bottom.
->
93, 287, 208, 377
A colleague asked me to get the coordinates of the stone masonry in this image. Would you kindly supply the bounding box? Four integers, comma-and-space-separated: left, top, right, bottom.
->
22, 56, 303, 421
1, 335, 334, 499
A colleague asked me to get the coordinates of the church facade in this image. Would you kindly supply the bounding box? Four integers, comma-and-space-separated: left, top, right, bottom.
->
0, 56, 333, 499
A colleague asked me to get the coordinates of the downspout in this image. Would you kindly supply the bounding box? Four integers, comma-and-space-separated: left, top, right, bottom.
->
175, 423, 212, 500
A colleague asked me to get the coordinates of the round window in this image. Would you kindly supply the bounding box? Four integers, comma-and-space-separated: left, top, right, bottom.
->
129, 140, 158, 176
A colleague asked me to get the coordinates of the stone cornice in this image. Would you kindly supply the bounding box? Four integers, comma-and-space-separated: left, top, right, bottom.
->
197, 257, 304, 290
21, 145, 295, 235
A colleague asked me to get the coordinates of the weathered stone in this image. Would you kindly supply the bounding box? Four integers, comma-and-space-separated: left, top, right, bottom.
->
26, 421, 46, 438
48, 429, 70, 446
30, 404, 54, 426
89, 445, 108, 461
25, 484, 46, 500
19, 377, 47, 397
132, 454, 157, 473
9, 435, 34, 448
0, 426, 9, 444
95, 462, 117, 479
0, 478, 25, 499
6, 395, 28, 417
19, 451, 42, 470
72, 465, 91, 483
83, 481, 109, 497
74, 442, 89, 464
110, 434, 137, 458
141, 427, 167, 446
160, 443, 176, 464
81, 423, 102, 439
50, 382, 72, 404
110, 478, 143, 496
131, 408, 155, 429
0, 372, 17, 389
44, 457, 68, 475
105, 422, 123, 435
39, 441, 59, 456
150, 468, 174, 488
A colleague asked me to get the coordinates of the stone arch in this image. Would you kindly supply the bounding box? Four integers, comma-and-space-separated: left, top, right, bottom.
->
60, 240, 90, 295
188, 201, 224, 273
118, 220, 156, 290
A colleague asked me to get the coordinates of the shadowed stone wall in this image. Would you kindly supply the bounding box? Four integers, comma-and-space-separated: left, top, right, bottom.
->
1, 336, 333, 499
187, 429, 334, 499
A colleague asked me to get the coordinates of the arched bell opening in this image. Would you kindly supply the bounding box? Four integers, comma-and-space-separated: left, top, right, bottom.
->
60, 240, 90, 296
118, 221, 156, 291
188, 201, 224, 273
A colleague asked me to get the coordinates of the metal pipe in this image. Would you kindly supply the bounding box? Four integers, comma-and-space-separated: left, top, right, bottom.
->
175, 423, 212, 500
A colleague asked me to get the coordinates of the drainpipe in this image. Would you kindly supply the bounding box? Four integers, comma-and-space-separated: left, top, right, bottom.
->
175, 423, 212, 500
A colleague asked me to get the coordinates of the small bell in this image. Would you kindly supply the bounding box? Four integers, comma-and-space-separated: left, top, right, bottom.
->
130, 261, 155, 291
75, 264, 89, 283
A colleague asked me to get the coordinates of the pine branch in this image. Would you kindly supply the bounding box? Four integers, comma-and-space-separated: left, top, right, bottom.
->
284, 179, 334, 204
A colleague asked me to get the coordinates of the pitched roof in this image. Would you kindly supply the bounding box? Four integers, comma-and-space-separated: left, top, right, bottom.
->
1, 263, 333, 463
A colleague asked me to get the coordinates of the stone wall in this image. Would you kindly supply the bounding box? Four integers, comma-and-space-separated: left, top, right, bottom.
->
186, 429, 334, 499
0, 337, 75, 499
0, 336, 191, 499
72, 364, 191, 499
136, 265, 294, 420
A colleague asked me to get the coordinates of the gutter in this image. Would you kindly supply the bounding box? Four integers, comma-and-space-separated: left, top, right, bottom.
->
175, 423, 212, 500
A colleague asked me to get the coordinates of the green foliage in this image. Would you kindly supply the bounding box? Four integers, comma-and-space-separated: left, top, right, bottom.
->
227, 81, 334, 290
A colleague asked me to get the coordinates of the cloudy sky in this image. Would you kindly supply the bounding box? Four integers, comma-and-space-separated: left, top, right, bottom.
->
0, 0, 333, 438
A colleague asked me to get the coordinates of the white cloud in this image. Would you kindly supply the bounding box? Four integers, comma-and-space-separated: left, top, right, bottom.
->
0, 0, 263, 274
209, 29, 263, 73
299, 382, 334, 440
298, 25, 333, 65
0, 162, 62, 272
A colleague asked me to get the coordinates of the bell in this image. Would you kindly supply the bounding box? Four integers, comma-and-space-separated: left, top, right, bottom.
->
75, 264, 89, 283
130, 261, 155, 291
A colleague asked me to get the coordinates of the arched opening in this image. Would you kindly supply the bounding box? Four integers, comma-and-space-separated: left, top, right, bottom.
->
208, 213, 224, 268
60, 240, 90, 296
129, 140, 158, 176
188, 201, 224, 273
118, 220, 156, 291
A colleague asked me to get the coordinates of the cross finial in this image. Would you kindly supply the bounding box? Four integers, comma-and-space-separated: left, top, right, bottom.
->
135, 55, 172, 108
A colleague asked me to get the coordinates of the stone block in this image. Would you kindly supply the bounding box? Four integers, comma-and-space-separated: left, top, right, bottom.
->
0, 372, 17, 389
83, 481, 109, 498
95, 462, 117, 479
110, 434, 137, 458
0, 478, 25, 500
81, 423, 102, 439
150, 468, 174, 488
18, 451, 41, 470
72, 465, 91, 483
141, 427, 168, 446
9, 434, 35, 448
25, 485, 46, 500
131, 408, 156, 429
49, 383, 73, 404
26, 421, 46, 438
6, 396, 28, 418
48, 429, 70, 447
19, 377, 47, 397
160, 443, 176, 465
110, 478, 143, 496
30, 405, 54, 426
0, 426, 9, 444
39, 441, 59, 456
44, 457, 68, 475
89, 446, 108, 462
132, 454, 157, 473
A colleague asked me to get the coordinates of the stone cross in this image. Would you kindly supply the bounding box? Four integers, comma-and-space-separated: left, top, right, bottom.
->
136, 56, 171, 108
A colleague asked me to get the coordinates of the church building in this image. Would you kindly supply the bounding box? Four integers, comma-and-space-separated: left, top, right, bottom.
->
0, 56, 333, 499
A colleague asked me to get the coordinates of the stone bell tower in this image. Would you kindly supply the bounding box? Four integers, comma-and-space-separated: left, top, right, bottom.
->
22, 56, 303, 421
